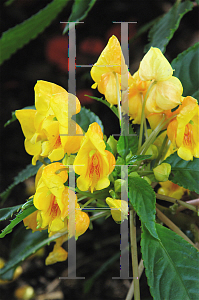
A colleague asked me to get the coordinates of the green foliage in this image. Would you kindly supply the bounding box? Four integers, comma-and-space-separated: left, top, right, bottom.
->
141, 224, 199, 300
0, 198, 36, 238
165, 152, 199, 194
86, 95, 119, 118
172, 42, 199, 100
63, 0, 97, 34
74, 107, 104, 133
0, 161, 42, 202
0, 205, 22, 221
128, 176, 158, 239
145, 1, 193, 53
0, 226, 48, 280
0, 0, 70, 65
117, 126, 138, 159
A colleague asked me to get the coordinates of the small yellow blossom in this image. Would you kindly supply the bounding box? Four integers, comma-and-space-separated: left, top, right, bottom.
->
106, 198, 128, 222
157, 181, 187, 200
122, 71, 150, 124
139, 47, 173, 82
167, 96, 199, 160
74, 122, 115, 193
16, 81, 83, 165
91, 35, 129, 104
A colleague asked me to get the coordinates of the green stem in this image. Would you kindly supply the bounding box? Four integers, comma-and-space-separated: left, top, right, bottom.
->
125, 260, 144, 300
138, 81, 155, 151
129, 209, 140, 300
81, 198, 95, 208
156, 193, 199, 214
156, 207, 197, 249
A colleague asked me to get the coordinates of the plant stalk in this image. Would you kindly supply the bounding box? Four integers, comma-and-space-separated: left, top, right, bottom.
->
125, 259, 144, 300
156, 207, 197, 249
129, 209, 140, 300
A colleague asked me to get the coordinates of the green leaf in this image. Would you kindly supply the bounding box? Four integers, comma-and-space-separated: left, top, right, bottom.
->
165, 152, 199, 194
84, 251, 120, 293
0, 0, 69, 65
141, 223, 199, 300
63, 0, 97, 34
145, 1, 193, 53
129, 176, 158, 240
0, 205, 22, 221
4, 105, 35, 127
0, 225, 69, 280
0, 198, 37, 238
73, 106, 104, 133
171, 42, 199, 101
0, 161, 42, 202
85, 95, 119, 118
117, 126, 138, 159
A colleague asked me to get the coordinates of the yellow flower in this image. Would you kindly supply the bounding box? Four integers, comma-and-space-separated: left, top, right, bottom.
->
106, 198, 128, 223
16, 81, 83, 165
33, 162, 78, 232
167, 96, 199, 160
157, 181, 187, 200
90, 35, 129, 105
45, 245, 68, 265
145, 76, 183, 113
74, 122, 115, 193
23, 210, 41, 232
137, 47, 182, 113
122, 71, 150, 124
139, 47, 173, 82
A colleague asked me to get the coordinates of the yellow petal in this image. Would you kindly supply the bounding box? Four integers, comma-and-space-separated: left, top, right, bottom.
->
15, 109, 36, 139
139, 47, 173, 81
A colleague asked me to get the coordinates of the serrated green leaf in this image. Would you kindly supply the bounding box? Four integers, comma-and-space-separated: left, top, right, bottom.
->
0, 198, 36, 238
165, 152, 199, 193
63, 0, 97, 34
0, 226, 47, 279
117, 126, 138, 159
129, 176, 158, 239
145, 1, 193, 53
171, 42, 199, 101
0, 0, 69, 65
141, 223, 199, 300
85, 95, 119, 118
73, 106, 104, 133
0, 205, 22, 221
0, 161, 42, 202
4, 105, 36, 127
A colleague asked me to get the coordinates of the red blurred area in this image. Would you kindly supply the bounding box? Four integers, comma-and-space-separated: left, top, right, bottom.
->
45, 36, 68, 72
79, 37, 105, 55
76, 89, 94, 105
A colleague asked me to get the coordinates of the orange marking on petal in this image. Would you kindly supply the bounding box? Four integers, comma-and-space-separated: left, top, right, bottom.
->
49, 196, 60, 220
54, 135, 61, 149
183, 124, 193, 147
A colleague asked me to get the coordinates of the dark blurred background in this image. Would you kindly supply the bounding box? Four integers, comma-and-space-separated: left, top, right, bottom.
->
0, 0, 198, 299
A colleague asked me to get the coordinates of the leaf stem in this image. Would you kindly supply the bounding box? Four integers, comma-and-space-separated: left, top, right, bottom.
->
156, 193, 199, 214
129, 209, 140, 300
156, 207, 197, 249
125, 259, 144, 300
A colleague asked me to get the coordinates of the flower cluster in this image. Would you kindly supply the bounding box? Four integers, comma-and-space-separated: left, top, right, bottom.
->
91, 36, 199, 161
16, 35, 198, 266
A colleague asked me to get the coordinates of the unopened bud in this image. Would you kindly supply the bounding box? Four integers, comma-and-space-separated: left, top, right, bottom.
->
145, 145, 158, 160
153, 163, 171, 182
107, 135, 117, 156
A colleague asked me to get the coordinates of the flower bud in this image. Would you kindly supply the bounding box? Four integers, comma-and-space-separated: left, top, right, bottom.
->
114, 179, 126, 193
107, 135, 117, 156
153, 163, 171, 182
142, 176, 152, 185
145, 144, 158, 160
106, 197, 128, 223
14, 285, 35, 300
